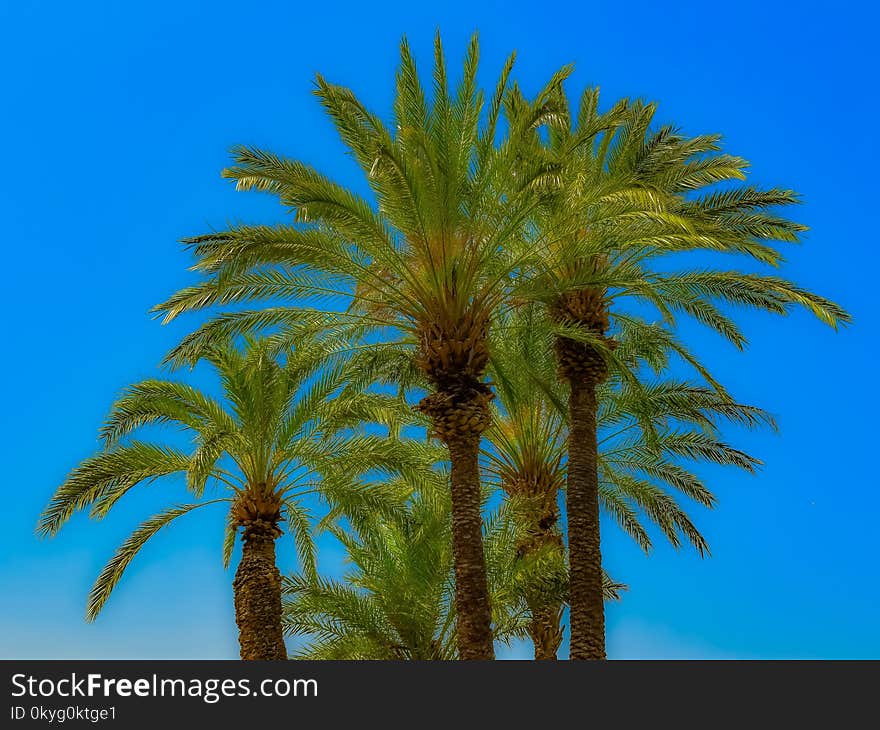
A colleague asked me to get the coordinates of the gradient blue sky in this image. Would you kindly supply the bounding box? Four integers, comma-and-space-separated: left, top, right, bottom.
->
2, 0, 877, 659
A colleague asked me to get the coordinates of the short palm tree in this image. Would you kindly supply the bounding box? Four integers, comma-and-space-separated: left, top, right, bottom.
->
284, 471, 459, 660
486, 305, 772, 658
153, 34, 564, 659
38, 337, 420, 659
503, 84, 850, 659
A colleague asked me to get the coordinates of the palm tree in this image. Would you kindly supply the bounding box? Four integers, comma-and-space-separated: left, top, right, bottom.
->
283, 469, 622, 659
38, 336, 423, 659
284, 471, 459, 660
153, 34, 562, 659
486, 305, 773, 658
503, 84, 850, 659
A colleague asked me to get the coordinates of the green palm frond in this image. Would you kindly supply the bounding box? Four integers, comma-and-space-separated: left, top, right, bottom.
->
86, 500, 228, 621
39, 442, 192, 536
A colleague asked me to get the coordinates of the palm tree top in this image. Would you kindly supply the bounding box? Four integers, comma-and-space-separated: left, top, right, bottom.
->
38, 335, 433, 621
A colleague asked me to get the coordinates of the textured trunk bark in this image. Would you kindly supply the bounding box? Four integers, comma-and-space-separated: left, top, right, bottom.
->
515, 492, 564, 660
528, 602, 563, 660
233, 531, 286, 660
566, 374, 606, 660
448, 435, 495, 660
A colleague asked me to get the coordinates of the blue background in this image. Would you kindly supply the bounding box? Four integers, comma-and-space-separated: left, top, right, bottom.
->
1, 0, 876, 658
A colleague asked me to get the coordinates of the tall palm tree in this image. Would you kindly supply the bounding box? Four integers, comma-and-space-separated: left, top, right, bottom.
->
153, 34, 562, 659
486, 305, 772, 658
38, 337, 424, 659
503, 85, 850, 659
283, 469, 622, 659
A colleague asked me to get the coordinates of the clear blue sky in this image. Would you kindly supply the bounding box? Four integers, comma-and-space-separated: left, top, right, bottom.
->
2, 0, 876, 659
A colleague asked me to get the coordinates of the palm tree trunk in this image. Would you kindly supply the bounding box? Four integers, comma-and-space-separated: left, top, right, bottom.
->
512, 489, 564, 660
233, 529, 286, 660
447, 434, 495, 660
525, 524, 564, 659
528, 602, 563, 660
566, 373, 606, 660
415, 315, 495, 660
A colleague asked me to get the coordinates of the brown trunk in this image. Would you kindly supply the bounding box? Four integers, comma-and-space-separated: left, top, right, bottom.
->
566, 374, 606, 660
233, 529, 286, 660
528, 602, 564, 660
414, 313, 495, 661
447, 434, 495, 660
510, 487, 565, 660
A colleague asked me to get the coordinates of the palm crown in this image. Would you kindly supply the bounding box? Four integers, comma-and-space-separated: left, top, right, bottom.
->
284, 471, 460, 660
38, 336, 430, 657
504, 84, 848, 363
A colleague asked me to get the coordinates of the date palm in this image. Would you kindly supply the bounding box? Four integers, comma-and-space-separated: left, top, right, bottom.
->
153, 34, 563, 659
486, 305, 772, 658
504, 84, 850, 659
38, 336, 423, 659
284, 471, 461, 660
